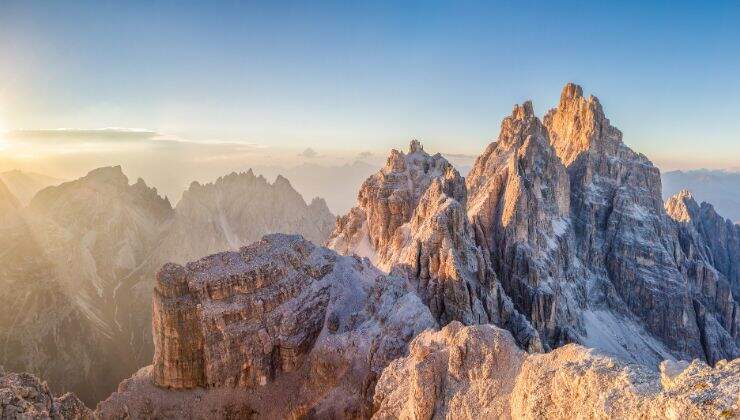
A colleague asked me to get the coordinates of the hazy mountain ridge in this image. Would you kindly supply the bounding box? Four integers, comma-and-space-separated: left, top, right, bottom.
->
0, 170, 63, 206
0, 166, 335, 406
251, 161, 378, 214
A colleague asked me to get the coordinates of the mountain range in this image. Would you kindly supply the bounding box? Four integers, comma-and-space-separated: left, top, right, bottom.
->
0, 83, 738, 419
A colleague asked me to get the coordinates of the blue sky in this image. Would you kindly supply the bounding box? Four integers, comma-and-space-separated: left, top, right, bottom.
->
1, 1, 739, 170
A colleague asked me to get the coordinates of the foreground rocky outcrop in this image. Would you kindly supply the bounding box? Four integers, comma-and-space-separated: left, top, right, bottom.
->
328, 140, 542, 351
97, 234, 435, 418
373, 322, 740, 419
0, 366, 92, 419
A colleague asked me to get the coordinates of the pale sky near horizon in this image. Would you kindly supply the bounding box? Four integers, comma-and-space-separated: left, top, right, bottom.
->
0, 0, 739, 179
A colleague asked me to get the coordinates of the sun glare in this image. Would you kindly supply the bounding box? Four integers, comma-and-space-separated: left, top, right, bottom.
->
0, 121, 6, 151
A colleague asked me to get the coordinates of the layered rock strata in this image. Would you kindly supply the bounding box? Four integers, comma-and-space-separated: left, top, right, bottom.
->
101, 234, 435, 418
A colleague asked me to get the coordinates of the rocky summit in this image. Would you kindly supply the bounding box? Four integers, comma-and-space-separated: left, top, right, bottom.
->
463, 83, 739, 366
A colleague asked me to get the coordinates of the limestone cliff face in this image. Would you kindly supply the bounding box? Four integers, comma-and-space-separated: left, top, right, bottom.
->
373, 322, 740, 420
466, 101, 581, 349
100, 234, 435, 418
666, 190, 739, 295
329, 141, 542, 351
541, 84, 737, 363
461, 84, 738, 365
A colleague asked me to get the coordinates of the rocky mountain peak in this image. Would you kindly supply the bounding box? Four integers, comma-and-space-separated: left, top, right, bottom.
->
408, 138, 423, 153
29, 165, 172, 221
544, 83, 618, 166
308, 196, 331, 213
82, 165, 129, 186
560, 81, 584, 101
494, 100, 549, 152
273, 174, 292, 189
165, 170, 335, 264
512, 100, 535, 119
466, 97, 576, 349
666, 189, 700, 222
327, 139, 463, 269
329, 139, 541, 350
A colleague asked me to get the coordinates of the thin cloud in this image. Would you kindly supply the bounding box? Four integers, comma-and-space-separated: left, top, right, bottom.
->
356, 151, 373, 159
299, 148, 318, 158
6, 128, 159, 142
443, 152, 477, 159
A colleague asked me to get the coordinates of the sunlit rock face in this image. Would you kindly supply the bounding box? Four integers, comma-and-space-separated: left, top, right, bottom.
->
328, 140, 463, 271
373, 322, 740, 420
462, 83, 738, 365
466, 101, 581, 350
329, 140, 542, 352
100, 234, 435, 419
543, 84, 738, 363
